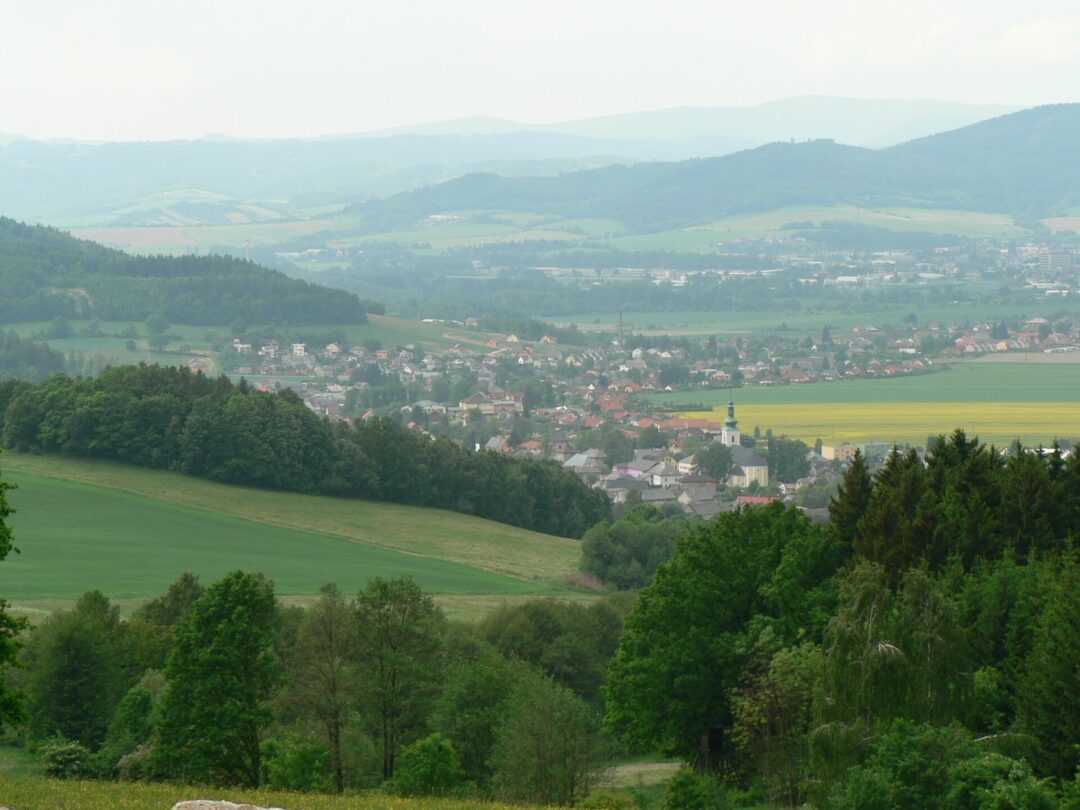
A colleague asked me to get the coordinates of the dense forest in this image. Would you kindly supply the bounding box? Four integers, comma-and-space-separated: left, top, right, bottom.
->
0, 217, 376, 325
0, 365, 608, 538
1, 430, 1079, 807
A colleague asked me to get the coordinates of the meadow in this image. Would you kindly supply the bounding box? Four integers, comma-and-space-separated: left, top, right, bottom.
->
64, 202, 1037, 259
553, 299, 1080, 337
0, 773, 539, 810
651, 362, 1080, 446
0, 455, 581, 620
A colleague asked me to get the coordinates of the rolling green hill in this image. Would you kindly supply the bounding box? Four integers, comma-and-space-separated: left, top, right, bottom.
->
0, 217, 374, 324
354, 104, 1080, 232
0, 454, 582, 618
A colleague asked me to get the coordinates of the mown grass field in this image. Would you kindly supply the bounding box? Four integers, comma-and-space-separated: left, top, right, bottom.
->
0, 455, 582, 620
654, 363, 1080, 446
0, 774, 538, 810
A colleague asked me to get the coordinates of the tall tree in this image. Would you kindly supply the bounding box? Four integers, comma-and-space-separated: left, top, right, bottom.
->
22, 591, 126, 747
354, 576, 445, 779
828, 449, 872, 550
155, 571, 279, 787
605, 505, 822, 770
283, 583, 357, 792
1019, 559, 1080, 779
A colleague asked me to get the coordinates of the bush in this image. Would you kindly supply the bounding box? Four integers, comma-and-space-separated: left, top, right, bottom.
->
662, 768, 733, 810
390, 733, 465, 797
261, 732, 333, 793
39, 738, 99, 779
116, 744, 154, 781
580, 788, 639, 809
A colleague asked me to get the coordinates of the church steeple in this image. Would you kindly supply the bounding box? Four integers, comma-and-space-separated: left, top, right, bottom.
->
725, 398, 738, 428
721, 396, 740, 446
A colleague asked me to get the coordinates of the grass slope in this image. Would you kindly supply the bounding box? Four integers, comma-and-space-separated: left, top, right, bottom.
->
0, 455, 581, 617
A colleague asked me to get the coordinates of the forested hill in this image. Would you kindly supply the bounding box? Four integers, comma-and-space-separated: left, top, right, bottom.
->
0, 366, 609, 537
355, 103, 1080, 231
0, 217, 374, 325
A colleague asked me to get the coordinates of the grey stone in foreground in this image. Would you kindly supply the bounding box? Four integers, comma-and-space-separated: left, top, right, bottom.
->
172, 802, 288, 810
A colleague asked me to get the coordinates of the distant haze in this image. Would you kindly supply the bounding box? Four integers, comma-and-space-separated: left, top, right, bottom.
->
2, 0, 1077, 141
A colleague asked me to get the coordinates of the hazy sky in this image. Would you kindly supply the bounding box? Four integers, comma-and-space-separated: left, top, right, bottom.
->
3, 0, 1079, 141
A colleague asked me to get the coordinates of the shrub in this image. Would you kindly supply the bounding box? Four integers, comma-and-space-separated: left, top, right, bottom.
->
39, 738, 99, 779
262, 732, 333, 793
390, 733, 465, 797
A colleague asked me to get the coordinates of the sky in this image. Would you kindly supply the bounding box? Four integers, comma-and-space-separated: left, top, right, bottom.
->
2, 0, 1079, 141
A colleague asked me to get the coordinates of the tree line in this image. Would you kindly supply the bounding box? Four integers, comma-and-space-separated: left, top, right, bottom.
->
5, 570, 620, 805
605, 430, 1080, 807
0, 216, 374, 325
0, 365, 609, 538
0, 331, 65, 383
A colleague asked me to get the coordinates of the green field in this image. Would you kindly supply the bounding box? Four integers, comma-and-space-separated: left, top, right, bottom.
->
647, 362, 1080, 446
553, 300, 1080, 337
0, 455, 581, 619
65, 203, 1033, 258
647, 362, 1080, 407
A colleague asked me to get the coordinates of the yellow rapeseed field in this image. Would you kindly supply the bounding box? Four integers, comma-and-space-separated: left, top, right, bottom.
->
676, 402, 1080, 446
0, 775, 539, 810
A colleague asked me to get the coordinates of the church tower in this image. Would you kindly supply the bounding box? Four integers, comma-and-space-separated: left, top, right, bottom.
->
720, 398, 740, 446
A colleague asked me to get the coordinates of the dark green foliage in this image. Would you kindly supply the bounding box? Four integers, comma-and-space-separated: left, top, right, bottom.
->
695, 442, 734, 482
132, 571, 204, 627
22, 591, 127, 748
0, 217, 369, 325
766, 436, 811, 483
430, 646, 523, 784
155, 571, 279, 787
0, 331, 65, 382
0, 451, 25, 725
477, 598, 623, 706
1018, 560, 1080, 779
853, 431, 1079, 579
605, 504, 838, 768
389, 734, 465, 797
354, 576, 446, 779
490, 668, 604, 806
828, 449, 873, 550
262, 730, 334, 793
819, 565, 969, 733
821, 723, 1060, 810
579, 504, 689, 589
0, 366, 609, 536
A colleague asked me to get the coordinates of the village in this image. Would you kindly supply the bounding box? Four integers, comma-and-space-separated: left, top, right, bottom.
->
218, 238, 1080, 521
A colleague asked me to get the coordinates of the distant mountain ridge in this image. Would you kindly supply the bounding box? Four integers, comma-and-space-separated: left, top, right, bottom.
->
0, 96, 1015, 227
353, 104, 1080, 232
370, 96, 1017, 147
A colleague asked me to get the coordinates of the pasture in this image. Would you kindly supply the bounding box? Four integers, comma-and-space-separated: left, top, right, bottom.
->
655, 362, 1080, 446
0, 455, 581, 619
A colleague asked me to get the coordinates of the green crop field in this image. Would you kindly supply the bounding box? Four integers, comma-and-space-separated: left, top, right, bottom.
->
0, 455, 581, 620
648, 362, 1080, 446
552, 300, 1080, 337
